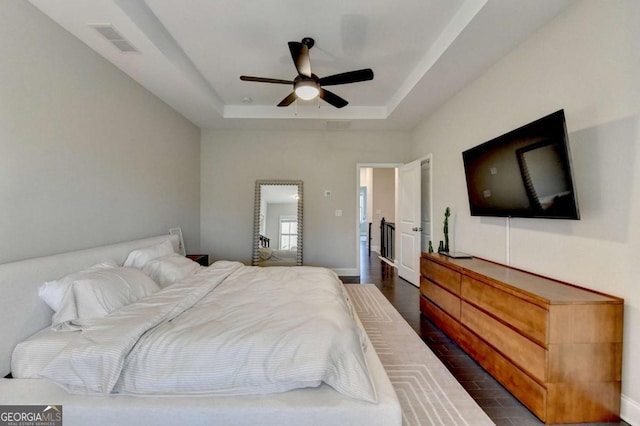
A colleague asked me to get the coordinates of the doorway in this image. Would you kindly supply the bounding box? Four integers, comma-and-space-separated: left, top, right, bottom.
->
356, 164, 400, 277
356, 157, 432, 286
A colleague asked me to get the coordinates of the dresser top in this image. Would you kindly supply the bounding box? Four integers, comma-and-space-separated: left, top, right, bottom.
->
422, 253, 623, 305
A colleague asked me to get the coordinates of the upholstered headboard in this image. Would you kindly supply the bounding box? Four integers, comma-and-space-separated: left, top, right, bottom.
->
0, 234, 179, 376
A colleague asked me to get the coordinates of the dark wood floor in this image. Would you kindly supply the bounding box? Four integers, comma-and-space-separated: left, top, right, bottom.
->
352, 243, 628, 426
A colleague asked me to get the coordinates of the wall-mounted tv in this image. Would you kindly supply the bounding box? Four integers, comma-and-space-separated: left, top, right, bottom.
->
462, 110, 580, 219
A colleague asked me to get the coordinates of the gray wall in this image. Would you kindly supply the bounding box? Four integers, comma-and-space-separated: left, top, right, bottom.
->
201, 130, 410, 274
410, 0, 640, 416
0, 1, 201, 263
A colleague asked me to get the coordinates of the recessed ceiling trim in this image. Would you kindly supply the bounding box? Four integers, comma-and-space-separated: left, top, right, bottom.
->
386, 0, 487, 115
113, 0, 225, 116
28, 0, 575, 130
224, 105, 388, 120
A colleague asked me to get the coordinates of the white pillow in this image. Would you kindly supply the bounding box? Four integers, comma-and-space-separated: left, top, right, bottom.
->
258, 247, 273, 260
72, 267, 159, 323
142, 253, 202, 287
39, 261, 117, 312
123, 240, 175, 269
50, 267, 159, 330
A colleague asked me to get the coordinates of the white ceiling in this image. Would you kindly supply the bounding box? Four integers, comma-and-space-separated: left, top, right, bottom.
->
261, 185, 298, 204
29, 0, 574, 131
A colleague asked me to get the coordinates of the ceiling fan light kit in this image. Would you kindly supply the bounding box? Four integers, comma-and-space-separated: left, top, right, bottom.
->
240, 37, 374, 109
294, 79, 320, 100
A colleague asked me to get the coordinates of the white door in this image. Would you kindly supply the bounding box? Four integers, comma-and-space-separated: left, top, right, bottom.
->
397, 159, 421, 286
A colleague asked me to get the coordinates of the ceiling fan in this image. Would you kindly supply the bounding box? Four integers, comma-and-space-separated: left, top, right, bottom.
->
240, 37, 374, 109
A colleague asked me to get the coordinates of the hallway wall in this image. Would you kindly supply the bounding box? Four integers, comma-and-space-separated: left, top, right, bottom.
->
371, 168, 396, 254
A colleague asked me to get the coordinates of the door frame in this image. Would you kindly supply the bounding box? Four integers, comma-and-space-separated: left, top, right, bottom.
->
355, 157, 432, 281
355, 163, 403, 277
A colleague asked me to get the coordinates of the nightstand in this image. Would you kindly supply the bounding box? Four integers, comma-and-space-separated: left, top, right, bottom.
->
186, 254, 209, 266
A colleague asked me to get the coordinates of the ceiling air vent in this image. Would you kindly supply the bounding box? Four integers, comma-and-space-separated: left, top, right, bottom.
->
326, 120, 352, 131
89, 24, 139, 53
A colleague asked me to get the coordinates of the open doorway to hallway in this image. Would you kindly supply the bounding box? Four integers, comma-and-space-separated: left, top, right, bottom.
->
359, 166, 396, 262
356, 164, 401, 281
357, 158, 432, 285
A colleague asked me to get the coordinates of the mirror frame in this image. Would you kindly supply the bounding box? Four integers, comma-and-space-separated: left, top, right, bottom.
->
252, 180, 303, 266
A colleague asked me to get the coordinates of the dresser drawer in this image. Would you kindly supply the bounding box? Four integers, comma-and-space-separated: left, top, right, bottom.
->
461, 275, 548, 345
461, 301, 547, 383
420, 277, 460, 320
548, 342, 622, 382
459, 326, 547, 420
420, 296, 460, 338
420, 258, 461, 296
546, 382, 621, 424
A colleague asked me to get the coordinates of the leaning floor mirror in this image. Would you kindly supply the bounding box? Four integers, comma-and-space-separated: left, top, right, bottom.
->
253, 180, 303, 266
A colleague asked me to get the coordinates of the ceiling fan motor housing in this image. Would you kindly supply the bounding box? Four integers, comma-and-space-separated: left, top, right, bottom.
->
301, 37, 315, 49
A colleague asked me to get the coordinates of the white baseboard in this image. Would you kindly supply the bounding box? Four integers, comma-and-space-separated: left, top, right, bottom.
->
379, 256, 396, 268
332, 268, 358, 277
621, 393, 640, 425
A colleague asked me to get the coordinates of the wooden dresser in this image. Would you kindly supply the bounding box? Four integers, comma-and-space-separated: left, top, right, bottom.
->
419, 253, 623, 424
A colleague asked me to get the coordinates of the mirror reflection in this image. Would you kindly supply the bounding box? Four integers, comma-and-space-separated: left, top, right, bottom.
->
517, 141, 574, 215
253, 180, 303, 266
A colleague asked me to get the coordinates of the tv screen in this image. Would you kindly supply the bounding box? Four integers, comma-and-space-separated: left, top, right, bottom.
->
462, 110, 580, 219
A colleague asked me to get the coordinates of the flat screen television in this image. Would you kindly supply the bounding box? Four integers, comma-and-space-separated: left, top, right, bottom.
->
462, 110, 580, 219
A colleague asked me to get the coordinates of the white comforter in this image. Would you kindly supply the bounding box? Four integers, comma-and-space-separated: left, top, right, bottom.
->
40, 262, 377, 403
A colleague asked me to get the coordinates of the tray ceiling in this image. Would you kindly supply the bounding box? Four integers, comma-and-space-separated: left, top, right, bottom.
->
29, 0, 573, 130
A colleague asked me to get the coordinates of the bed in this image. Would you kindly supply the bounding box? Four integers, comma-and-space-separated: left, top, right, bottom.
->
0, 235, 400, 426
257, 247, 298, 266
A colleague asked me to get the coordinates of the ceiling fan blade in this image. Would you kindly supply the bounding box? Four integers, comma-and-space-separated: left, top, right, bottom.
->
277, 92, 297, 107
319, 89, 348, 108
318, 69, 374, 86
288, 41, 312, 78
240, 76, 293, 84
